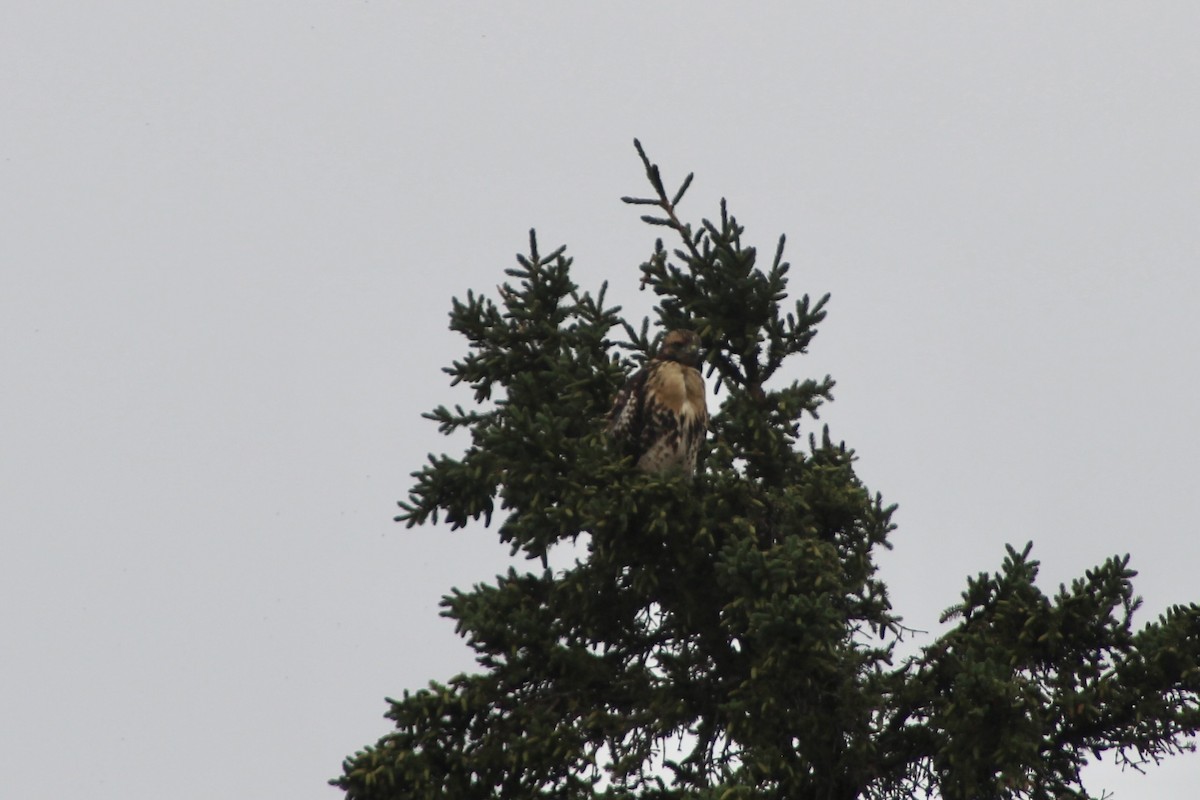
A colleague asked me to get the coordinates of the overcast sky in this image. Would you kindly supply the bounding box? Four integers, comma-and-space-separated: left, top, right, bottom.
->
3, 4, 1199, 799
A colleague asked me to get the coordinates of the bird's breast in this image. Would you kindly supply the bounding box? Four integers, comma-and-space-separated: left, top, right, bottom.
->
648, 362, 707, 419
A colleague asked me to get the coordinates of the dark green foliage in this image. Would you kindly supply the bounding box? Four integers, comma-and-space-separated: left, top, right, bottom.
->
335, 143, 1200, 799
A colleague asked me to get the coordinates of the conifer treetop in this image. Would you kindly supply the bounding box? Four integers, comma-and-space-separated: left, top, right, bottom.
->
335, 142, 1200, 800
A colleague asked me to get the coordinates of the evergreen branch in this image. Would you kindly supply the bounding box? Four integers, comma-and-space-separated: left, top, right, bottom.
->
626, 139, 705, 267
671, 172, 695, 207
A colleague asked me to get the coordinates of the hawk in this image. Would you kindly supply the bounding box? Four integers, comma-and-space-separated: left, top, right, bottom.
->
607, 329, 708, 476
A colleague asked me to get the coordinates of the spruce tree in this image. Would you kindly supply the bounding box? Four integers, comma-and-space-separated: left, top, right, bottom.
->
335, 142, 1200, 800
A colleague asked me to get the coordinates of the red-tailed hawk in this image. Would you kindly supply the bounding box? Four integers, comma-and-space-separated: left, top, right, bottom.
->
607, 329, 708, 476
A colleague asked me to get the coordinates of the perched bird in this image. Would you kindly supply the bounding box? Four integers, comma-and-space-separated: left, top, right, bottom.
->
607, 329, 708, 476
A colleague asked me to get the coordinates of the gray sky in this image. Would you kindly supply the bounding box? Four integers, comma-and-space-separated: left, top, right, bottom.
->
3, 4, 1198, 798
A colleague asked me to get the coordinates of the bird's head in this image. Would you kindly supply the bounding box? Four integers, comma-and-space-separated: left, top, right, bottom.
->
658, 329, 702, 367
